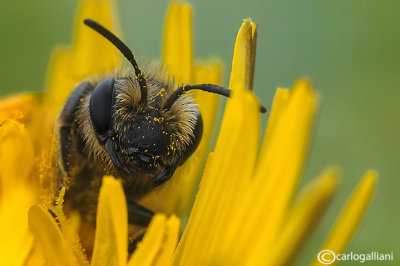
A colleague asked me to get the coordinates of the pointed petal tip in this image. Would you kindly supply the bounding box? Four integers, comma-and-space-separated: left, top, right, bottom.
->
292, 77, 320, 105
319, 168, 340, 188
311, 169, 378, 265
293, 77, 313, 91
359, 169, 378, 195
321, 167, 341, 180
170, 0, 192, 8
302, 168, 340, 201
242, 17, 254, 24
162, 0, 193, 83
241, 18, 257, 39
167, 214, 180, 224
238, 18, 252, 32
364, 169, 378, 183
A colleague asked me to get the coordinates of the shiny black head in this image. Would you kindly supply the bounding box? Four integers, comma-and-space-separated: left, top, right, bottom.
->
119, 109, 169, 170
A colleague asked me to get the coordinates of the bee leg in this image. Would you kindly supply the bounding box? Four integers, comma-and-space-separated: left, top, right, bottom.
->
126, 201, 154, 254
58, 126, 75, 178
154, 161, 179, 186
55, 81, 92, 178
128, 231, 145, 254
127, 200, 154, 227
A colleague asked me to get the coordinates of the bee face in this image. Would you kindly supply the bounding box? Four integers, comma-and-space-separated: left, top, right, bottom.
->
120, 110, 169, 170
84, 74, 200, 182
115, 88, 189, 173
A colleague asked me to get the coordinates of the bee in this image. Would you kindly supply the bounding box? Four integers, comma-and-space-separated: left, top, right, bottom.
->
55, 18, 266, 251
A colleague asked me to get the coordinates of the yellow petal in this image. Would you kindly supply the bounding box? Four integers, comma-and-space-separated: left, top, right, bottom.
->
91, 177, 127, 266
127, 215, 165, 266
259, 87, 290, 155
175, 89, 260, 265
127, 214, 163, 266
153, 215, 180, 266
172, 152, 215, 265
0, 118, 36, 266
162, 1, 193, 83
248, 20, 257, 90
198, 79, 317, 265
40, 0, 121, 135
48, 187, 89, 266
128, 214, 180, 266
24, 246, 45, 266
242, 79, 319, 265
0, 187, 35, 266
0, 119, 34, 194
268, 169, 339, 266
72, 0, 120, 74
228, 18, 257, 91
28, 204, 78, 266
0, 93, 38, 124
174, 18, 261, 264
311, 170, 378, 266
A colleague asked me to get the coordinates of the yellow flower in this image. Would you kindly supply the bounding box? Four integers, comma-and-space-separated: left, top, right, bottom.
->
0, 0, 377, 265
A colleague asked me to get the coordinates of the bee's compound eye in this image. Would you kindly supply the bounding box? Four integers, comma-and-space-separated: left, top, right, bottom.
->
89, 78, 115, 136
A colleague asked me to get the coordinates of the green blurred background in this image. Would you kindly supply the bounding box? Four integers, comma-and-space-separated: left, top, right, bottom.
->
1, 0, 399, 265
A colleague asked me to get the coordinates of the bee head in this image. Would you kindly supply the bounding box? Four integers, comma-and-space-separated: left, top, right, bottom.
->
88, 76, 196, 187
89, 78, 166, 173
84, 18, 266, 186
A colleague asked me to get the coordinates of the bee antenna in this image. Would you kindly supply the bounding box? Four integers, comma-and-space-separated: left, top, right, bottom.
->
83, 18, 147, 105
164, 84, 267, 113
